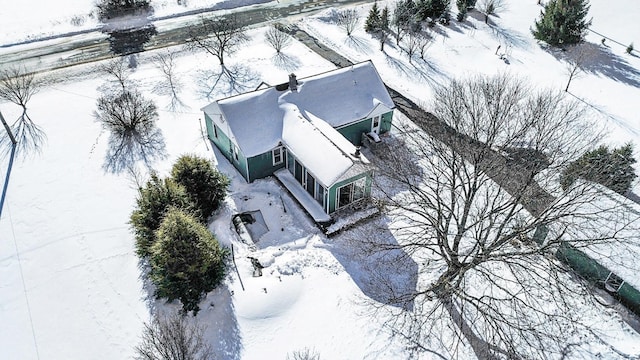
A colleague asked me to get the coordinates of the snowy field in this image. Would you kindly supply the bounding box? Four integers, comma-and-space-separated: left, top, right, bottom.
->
2, 0, 640, 359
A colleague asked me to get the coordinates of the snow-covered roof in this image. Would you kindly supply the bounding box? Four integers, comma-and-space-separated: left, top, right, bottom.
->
281, 104, 363, 187
280, 61, 394, 128
202, 61, 394, 158
201, 87, 284, 158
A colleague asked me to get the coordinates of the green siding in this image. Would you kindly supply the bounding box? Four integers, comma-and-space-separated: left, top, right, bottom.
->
247, 149, 286, 182
327, 170, 373, 213
337, 119, 372, 146
380, 111, 393, 133
336, 110, 394, 146
205, 113, 249, 181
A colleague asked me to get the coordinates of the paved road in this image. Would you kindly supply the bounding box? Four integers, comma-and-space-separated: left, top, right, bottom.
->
0, 0, 371, 74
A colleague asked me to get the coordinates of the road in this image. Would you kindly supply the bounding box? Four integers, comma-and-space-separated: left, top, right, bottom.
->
0, 0, 371, 74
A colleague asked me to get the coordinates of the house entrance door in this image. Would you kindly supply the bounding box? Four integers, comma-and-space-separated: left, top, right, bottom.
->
371, 115, 381, 134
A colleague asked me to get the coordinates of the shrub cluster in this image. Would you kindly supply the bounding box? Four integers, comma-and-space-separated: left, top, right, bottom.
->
130, 154, 230, 313
561, 144, 637, 195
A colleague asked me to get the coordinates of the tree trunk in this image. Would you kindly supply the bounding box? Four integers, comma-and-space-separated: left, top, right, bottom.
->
437, 290, 500, 360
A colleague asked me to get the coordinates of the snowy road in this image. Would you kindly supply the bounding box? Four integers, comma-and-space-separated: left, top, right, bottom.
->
0, 0, 372, 74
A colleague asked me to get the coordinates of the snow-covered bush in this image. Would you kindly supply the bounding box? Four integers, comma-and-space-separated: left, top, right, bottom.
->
150, 208, 228, 314
171, 154, 229, 221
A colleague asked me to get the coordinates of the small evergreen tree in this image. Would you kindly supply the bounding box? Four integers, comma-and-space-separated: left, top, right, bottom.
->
417, 0, 450, 21
456, 0, 468, 20
150, 208, 228, 314
532, 0, 592, 46
381, 6, 391, 30
171, 154, 229, 222
130, 173, 193, 258
561, 144, 637, 195
365, 2, 382, 33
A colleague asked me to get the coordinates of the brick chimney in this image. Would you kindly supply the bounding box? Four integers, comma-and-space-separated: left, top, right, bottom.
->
289, 73, 297, 92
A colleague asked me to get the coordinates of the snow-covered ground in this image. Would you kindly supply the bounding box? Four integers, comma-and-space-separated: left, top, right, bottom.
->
2, 0, 640, 359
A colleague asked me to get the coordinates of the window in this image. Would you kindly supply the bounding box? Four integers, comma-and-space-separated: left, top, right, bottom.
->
230, 143, 239, 161
337, 177, 367, 209
213, 124, 218, 138
272, 146, 284, 166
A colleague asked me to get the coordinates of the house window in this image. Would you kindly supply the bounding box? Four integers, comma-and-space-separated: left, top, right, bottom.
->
272, 146, 284, 166
230, 143, 239, 161
337, 177, 367, 209
213, 124, 218, 138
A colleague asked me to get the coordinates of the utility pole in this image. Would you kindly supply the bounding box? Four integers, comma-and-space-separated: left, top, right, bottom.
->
0, 110, 17, 219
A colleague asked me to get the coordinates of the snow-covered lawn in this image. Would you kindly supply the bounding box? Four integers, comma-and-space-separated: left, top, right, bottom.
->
2, 0, 640, 359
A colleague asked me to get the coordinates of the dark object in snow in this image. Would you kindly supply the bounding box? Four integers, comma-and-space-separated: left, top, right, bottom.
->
248, 256, 264, 277
289, 73, 298, 92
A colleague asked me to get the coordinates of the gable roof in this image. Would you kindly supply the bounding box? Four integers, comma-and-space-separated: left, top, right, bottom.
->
202, 61, 391, 186
202, 61, 394, 158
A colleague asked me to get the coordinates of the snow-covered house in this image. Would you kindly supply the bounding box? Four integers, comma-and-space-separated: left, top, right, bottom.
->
202, 61, 395, 221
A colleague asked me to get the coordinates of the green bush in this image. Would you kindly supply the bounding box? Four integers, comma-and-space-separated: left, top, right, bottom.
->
97, 0, 153, 21
150, 208, 228, 314
171, 154, 229, 222
417, 0, 450, 21
532, 0, 592, 47
130, 173, 194, 258
561, 144, 637, 195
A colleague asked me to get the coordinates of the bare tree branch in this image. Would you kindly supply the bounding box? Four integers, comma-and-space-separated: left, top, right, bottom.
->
363, 74, 639, 359
152, 50, 187, 111
477, 0, 506, 23
337, 9, 360, 37
95, 88, 166, 173
265, 23, 292, 54
135, 312, 214, 360
0, 67, 46, 158
187, 15, 249, 66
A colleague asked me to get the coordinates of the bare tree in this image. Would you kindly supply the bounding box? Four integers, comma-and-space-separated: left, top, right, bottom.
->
477, 0, 506, 23
187, 15, 249, 66
99, 57, 133, 92
95, 88, 166, 173
563, 44, 593, 92
135, 313, 213, 360
404, 30, 430, 63
337, 9, 360, 37
0, 67, 45, 157
367, 74, 639, 358
152, 50, 187, 111
392, 0, 418, 46
286, 348, 320, 360
265, 23, 292, 54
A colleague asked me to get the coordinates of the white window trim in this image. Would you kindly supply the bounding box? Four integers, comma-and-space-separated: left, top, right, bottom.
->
272, 146, 284, 166
336, 177, 367, 210
372, 115, 382, 134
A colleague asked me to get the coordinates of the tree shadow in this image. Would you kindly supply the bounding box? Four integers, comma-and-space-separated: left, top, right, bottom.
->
106, 24, 157, 56
140, 261, 243, 359
344, 35, 373, 55
487, 23, 529, 50
271, 52, 302, 72
196, 64, 259, 100
548, 41, 640, 88
384, 52, 447, 88
329, 215, 418, 311
102, 123, 167, 174
198, 287, 243, 360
